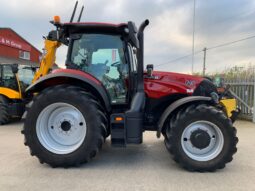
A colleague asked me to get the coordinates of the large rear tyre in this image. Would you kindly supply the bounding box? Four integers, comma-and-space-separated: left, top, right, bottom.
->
22, 85, 108, 167
0, 96, 10, 125
164, 104, 238, 172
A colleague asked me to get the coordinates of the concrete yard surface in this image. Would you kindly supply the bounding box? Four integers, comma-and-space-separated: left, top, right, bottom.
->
0, 120, 255, 191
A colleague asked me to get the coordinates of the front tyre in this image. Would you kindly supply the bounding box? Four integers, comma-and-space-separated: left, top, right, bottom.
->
22, 85, 107, 167
165, 104, 238, 172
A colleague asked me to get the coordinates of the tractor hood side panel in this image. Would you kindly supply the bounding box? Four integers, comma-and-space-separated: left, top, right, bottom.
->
144, 71, 204, 99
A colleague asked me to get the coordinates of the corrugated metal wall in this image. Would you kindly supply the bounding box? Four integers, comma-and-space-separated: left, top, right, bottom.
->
225, 67, 255, 122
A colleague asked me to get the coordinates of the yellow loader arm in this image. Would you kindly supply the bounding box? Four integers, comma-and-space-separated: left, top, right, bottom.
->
32, 40, 61, 83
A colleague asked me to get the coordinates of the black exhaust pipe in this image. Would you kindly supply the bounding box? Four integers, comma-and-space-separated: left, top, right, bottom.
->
125, 20, 149, 144
137, 19, 149, 92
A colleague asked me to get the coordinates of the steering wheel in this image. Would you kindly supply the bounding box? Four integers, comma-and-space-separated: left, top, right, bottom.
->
111, 61, 120, 67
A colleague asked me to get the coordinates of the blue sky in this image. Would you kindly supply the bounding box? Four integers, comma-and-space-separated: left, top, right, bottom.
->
1, 0, 255, 74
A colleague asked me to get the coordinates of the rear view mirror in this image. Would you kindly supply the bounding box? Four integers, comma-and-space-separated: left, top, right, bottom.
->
146, 64, 154, 77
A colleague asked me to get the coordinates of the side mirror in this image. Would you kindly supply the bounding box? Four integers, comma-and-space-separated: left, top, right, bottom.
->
146, 64, 154, 77
11, 64, 18, 74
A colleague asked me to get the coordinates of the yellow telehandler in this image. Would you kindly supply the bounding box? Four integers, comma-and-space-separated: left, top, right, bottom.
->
0, 64, 36, 124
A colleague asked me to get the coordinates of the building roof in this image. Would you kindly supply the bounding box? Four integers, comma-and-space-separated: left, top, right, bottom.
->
0, 27, 42, 54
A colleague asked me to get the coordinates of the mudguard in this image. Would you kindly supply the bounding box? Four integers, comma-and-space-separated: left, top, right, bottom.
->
26, 69, 111, 112
157, 96, 212, 138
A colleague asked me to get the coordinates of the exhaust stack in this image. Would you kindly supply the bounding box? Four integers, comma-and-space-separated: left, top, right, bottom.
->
137, 19, 149, 92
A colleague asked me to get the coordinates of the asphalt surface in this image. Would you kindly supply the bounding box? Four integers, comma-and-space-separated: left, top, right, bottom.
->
0, 120, 255, 191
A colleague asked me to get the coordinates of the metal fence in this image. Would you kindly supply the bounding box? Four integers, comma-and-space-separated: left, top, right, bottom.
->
225, 67, 255, 122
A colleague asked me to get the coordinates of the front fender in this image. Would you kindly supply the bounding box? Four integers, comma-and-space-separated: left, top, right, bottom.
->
157, 96, 212, 138
26, 69, 111, 112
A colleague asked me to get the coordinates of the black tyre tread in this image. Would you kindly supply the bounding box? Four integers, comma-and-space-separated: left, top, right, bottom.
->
165, 106, 187, 143
22, 85, 107, 167
165, 104, 196, 140
80, 91, 109, 137
164, 104, 238, 172
0, 98, 11, 125
165, 114, 175, 140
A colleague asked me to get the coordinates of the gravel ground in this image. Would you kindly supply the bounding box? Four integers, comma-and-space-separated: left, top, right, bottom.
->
0, 120, 254, 191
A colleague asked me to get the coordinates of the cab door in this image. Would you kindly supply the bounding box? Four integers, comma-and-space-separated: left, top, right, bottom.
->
1, 65, 19, 91
0, 64, 21, 99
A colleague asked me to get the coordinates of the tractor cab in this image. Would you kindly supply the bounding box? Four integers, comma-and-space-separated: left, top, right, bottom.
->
0, 63, 36, 96
28, 13, 149, 144
60, 21, 148, 145
65, 26, 133, 104
0, 64, 20, 93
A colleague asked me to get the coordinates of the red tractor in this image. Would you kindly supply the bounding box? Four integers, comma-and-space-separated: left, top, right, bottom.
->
22, 3, 238, 171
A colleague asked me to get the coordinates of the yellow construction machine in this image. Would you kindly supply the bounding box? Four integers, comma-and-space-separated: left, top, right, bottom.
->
0, 64, 36, 124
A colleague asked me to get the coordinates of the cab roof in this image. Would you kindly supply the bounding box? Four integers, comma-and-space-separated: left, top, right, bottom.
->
62, 22, 128, 35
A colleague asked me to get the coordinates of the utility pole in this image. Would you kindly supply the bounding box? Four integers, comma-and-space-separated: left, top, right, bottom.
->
191, 0, 196, 74
203, 47, 207, 76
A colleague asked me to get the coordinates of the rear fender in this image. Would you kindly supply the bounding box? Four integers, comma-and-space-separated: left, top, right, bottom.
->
157, 96, 213, 138
26, 70, 111, 112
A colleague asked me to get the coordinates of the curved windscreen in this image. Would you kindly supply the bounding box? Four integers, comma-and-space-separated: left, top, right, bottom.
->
17, 65, 36, 92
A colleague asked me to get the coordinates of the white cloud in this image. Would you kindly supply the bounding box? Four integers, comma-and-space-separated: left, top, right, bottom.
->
1, 0, 255, 73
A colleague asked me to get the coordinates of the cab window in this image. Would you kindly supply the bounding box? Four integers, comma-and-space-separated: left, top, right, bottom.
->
70, 34, 128, 104
1, 65, 18, 91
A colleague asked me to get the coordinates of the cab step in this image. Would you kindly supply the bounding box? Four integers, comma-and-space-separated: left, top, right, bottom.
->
110, 114, 126, 147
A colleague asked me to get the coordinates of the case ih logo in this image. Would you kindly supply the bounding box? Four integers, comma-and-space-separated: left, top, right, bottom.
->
185, 80, 195, 87
0, 36, 31, 51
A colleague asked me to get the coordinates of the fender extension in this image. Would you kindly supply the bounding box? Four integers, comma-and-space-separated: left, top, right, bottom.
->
26, 70, 111, 112
157, 96, 213, 138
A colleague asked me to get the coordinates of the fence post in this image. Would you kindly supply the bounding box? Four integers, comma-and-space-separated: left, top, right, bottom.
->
253, 78, 255, 123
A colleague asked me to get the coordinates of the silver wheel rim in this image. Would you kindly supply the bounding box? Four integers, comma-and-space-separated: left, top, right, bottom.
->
181, 121, 224, 161
36, 103, 86, 155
